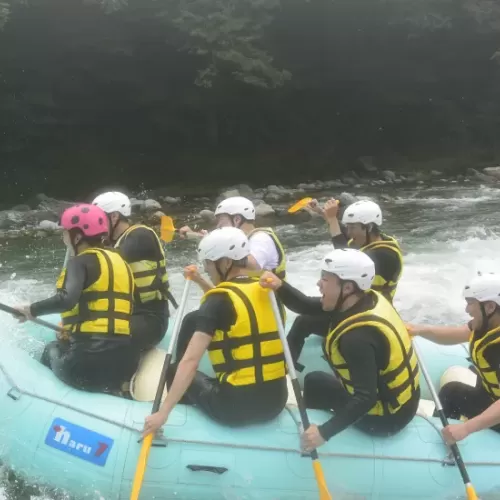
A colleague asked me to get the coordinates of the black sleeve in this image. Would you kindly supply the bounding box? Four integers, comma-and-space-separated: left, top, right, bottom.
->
483, 344, 500, 382
364, 247, 400, 282
195, 293, 236, 337
318, 327, 381, 441
331, 233, 349, 249
276, 281, 324, 316
30, 254, 100, 317
117, 227, 162, 263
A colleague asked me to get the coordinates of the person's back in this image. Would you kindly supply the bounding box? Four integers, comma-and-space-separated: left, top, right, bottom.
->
115, 224, 173, 349
19, 204, 139, 394
92, 191, 174, 351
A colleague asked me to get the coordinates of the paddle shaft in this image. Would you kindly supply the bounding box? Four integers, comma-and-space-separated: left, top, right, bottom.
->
130, 279, 191, 500
152, 279, 191, 412
268, 291, 317, 459
413, 340, 475, 490
0, 302, 65, 334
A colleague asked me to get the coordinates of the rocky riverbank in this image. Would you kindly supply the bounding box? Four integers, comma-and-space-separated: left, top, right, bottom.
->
0, 165, 496, 241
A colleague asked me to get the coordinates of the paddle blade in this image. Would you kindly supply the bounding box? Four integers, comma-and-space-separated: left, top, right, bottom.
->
130, 433, 154, 500
313, 460, 333, 500
160, 216, 176, 243
288, 197, 312, 214
465, 483, 478, 500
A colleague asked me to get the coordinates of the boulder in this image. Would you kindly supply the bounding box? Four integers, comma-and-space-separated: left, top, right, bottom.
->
37, 220, 61, 232
382, 170, 397, 182
199, 210, 216, 223
162, 196, 181, 205
11, 204, 31, 212
35, 194, 73, 215
467, 168, 497, 183
483, 166, 500, 180
142, 199, 162, 211
255, 203, 275, 217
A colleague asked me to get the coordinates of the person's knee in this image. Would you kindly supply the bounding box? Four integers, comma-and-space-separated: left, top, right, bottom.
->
40, 341, 62, 369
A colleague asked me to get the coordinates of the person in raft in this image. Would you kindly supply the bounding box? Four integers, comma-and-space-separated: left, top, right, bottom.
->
286, 198, 404, 372
175, 195, 288, 348
260, 248, 420, 451
409, 271, 500, 443
143, 227, 288, 435
14, 204, 139, 394
92, 191, 176, 352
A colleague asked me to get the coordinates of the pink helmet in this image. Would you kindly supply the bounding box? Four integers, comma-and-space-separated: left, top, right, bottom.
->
61, 204, 109, 237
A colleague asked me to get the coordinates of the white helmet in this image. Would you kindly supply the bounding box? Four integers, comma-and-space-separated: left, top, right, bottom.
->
321, 249, 375, 291
214, 196, 255, 221
341, 200, 382, 226
464, 272, 500, 306
92, 191, 131, 217
198, 227, 250, 262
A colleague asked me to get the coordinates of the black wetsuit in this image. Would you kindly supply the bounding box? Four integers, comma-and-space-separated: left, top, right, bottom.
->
115, 226, 170, 351
287, 231, 401, 369
278, 282, 419, 441
168, 277, 288, 427
438, 321, 500, 432
32, 253, 139, 392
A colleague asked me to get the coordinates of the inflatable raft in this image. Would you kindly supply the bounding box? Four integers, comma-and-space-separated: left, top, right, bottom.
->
2, 343, 500, 500
21, 313, 472, 401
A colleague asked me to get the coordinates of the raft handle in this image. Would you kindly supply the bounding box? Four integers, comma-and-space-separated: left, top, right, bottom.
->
186, 465, 228, 475
7, 388, 21, 401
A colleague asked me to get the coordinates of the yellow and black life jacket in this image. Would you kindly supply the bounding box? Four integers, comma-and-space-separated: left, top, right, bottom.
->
324, 290, 419, 416
348, 234, 403, 300
115, 224, 177, 308
200, 279, 286, 387
470, 327, 500, 400
248, 227, 287, 279
57, 248, 134, 336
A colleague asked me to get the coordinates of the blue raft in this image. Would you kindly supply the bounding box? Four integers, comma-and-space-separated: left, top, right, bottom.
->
1, 341, 500, 499
21, 313, 472, 400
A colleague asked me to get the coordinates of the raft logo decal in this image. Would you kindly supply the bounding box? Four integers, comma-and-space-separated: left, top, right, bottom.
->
44, 418, 114, 467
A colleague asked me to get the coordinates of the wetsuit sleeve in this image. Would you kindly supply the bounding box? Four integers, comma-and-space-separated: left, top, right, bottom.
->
483, 344, 500, 382
117, 227, 162, 263
277, 281, 324, 315
331, 233, 349, 249
364, 247, 400, 282
318, 327, 381, 440
195, 293, 236, 337
30, 254, 100, 317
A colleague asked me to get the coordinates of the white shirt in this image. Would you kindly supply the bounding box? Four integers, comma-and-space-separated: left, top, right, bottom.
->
249, 231, 279, 270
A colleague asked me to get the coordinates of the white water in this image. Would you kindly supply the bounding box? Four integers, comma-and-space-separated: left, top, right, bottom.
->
1, 182, 500, 499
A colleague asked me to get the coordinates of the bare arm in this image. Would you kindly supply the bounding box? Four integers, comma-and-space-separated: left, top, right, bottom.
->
466, 399, 500, 434
408, 323, 470, 345
158, 332, 212, 417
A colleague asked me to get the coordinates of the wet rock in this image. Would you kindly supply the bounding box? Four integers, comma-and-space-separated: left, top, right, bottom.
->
11, 204, 31, 212
264, 185, 295, 202
130, 198, 146, 212
483, 166, 500, 180
255, 202, 275, 217
340, 175, 357, 186
219, 189, 240, 200
322, 179, 345, 189
380, 194, 392, 202
35, 194, 73, 215
199, 210, 215, 223
142, 199, 162, 211
382, 170, 397, 182
37, 220, 61, 232
431, 170, 443, 176
337, 192, 358, 207
162, 196, 181, 205
467, 168, 497, 183
145, 211, 166, 224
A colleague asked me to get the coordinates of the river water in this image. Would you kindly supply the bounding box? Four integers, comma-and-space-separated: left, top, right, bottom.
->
1, 180, 500, 499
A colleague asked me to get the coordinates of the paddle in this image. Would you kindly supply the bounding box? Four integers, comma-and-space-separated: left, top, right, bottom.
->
0, 302, 65, 334
413, 339, 478, 500
288, 197, 313, 214
160, 216, 203, 243
130, 278, 192, 500
266, 287, 332, 500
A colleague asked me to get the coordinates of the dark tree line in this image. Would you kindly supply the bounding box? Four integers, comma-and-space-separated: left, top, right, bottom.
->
1, 0, 500, 206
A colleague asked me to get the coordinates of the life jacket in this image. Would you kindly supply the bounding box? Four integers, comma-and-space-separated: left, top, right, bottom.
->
57, 248, 134, 336
324, 290, 419, 416
248, 227, 287, 279
348, 234, 403, 301
115, 224, 177, 308
200, 279, 286, 387
470, 327, 500, 400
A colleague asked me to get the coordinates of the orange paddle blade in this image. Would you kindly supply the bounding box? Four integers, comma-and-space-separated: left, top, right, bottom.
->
313, 460, 333, 500
288, 197, 312, 214
160, 216, 176, 243
130, 433, 154, 500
